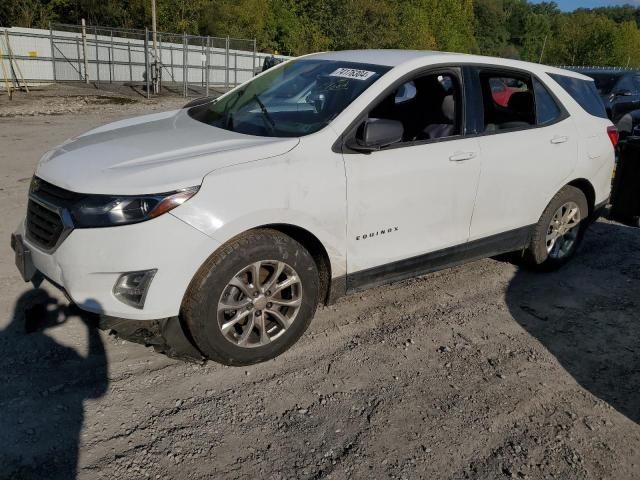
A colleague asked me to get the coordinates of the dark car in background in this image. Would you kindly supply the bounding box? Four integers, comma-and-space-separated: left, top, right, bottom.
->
569, 68, 640, 227
569, 68, 640, 141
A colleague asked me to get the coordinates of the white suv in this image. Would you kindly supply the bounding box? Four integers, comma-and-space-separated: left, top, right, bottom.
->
12, 50, 616, 365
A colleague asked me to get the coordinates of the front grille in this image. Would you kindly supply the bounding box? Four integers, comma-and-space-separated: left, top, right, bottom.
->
26, 200, 64, 250
26, 178, 83, 250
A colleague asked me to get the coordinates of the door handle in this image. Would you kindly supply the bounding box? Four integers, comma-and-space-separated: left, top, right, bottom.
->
449, 152, 477, 162
550, 135, 569, 144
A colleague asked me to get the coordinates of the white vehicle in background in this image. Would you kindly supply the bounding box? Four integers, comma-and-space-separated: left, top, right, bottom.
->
12, 50, 616, 365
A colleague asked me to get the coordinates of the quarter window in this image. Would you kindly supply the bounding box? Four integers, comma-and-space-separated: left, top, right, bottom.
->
548, 73, 608, 119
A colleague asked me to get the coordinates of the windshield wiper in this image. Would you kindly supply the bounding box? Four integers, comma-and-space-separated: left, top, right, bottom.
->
253, 94, 276, 135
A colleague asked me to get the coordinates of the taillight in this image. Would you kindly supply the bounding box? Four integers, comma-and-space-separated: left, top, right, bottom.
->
607, 125, 619, 147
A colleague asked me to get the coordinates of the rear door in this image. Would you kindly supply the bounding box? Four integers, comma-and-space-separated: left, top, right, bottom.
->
467, 67, 577, 241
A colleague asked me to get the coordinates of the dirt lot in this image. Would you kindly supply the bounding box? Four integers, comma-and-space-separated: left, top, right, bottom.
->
0, 90, 639, 480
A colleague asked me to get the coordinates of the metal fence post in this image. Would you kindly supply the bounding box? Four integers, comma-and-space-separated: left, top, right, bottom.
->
200, 37, 205, 88
182, 32, 187, 97
127, 41, 132, 82
81, 19, 89, 83
49, 23, 57, 82
158, 34, 163, 91
170, 42, 174, 85
94, 26, 100, 83
225, 36, 229, 89
109, 30, 114, 83
75, 38, 81, 81
205, 36, 210, 97
144, 28, 150, 98
252, 39, 257, 77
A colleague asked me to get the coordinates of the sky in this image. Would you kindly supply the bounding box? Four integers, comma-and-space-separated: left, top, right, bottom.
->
530, 0, 640, 11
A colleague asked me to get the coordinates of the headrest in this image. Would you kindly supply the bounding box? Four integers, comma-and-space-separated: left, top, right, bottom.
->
507, 91, 534, 115
442, 95, 455, 122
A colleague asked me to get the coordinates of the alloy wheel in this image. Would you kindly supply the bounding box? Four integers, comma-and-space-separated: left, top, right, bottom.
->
217, 260, 302, 348
546, 201, 581, 260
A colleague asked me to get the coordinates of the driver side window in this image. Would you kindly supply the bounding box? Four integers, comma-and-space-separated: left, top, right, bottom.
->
368, 72, 462, 144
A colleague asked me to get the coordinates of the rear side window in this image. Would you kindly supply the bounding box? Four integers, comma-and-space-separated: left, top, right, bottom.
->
548, 73, 608, 119
479, 72, 535, 132
533, 79, 562, 125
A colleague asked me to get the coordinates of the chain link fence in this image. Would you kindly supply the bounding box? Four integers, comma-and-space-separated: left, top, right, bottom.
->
1, 24, 291, 97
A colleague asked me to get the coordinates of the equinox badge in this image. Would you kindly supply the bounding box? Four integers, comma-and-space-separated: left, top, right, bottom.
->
356, 227, 398, 241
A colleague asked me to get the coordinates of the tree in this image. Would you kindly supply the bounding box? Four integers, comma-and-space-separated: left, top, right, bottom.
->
613, 20, 640, 68
3, 0, 57, 28
430, 0, 477, 53
546, 12, 618, 66
582, 5, 639, 26
200, 0, 273, 45
474, 0, 510, 56
2, 0, 640, 68
529, 1, 560, 17
503, 0, 530, 48
521, 11, 552, 62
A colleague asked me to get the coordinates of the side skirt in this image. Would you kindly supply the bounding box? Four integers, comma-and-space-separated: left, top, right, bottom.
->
344, 225, 534, 294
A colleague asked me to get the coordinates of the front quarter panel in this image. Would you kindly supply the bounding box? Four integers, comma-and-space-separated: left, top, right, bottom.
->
171, 130, 347, 278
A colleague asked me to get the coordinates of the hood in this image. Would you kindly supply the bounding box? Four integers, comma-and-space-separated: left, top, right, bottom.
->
35, 108, 299, 195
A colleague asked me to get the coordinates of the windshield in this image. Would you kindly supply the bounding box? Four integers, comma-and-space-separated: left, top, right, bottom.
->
588, 73, 623, 95
188, 59, 391, 137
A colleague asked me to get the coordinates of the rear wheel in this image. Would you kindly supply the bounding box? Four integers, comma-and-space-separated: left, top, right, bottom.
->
524, 186, 589, 270
182, 229, 319, 365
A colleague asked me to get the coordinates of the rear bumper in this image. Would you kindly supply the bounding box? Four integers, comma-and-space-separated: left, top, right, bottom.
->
13, 212, 221, 320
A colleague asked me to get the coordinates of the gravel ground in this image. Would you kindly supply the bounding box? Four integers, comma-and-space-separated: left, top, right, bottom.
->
0, 92, 639, 480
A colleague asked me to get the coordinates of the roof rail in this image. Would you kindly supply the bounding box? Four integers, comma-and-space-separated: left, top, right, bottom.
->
555, 64, 638, 72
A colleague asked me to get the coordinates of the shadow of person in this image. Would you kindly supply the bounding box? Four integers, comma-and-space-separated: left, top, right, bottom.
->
0, 288, 109, 480
505, 221, 640, 424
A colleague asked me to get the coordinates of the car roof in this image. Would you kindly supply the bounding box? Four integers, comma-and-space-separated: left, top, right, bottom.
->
304, 49, 593, 81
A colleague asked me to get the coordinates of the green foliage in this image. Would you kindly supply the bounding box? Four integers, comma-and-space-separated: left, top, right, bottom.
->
547, 12, 619, 66
3, 0, 640, 67
613, 21, 640, 68
474, 0, 510, 56
520, 11, 551, 62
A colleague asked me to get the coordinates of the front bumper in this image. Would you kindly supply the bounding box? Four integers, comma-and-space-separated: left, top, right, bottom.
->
99, 315, 204, 361
13, 212, 221, 320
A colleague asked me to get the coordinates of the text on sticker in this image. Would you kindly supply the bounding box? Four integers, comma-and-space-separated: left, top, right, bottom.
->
329, 68, 376, 81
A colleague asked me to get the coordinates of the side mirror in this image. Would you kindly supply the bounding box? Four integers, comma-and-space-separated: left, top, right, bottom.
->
347, 118, 404, 152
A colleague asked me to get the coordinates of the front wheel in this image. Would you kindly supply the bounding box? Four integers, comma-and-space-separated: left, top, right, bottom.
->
524, 186, 589, 271
182, 229, 319, 365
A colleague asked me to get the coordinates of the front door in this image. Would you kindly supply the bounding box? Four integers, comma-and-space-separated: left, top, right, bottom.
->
343, 69, 482, 288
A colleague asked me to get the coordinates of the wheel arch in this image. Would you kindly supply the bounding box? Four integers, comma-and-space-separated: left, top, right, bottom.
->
259, 223, 334, 306
566, 178, 596, 216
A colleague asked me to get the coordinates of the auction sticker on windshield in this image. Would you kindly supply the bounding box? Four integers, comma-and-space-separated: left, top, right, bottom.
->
329, 68, 376, 81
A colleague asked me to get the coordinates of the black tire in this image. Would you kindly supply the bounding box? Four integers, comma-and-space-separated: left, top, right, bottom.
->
182, 228, 319, 366
524, 186, 589, 271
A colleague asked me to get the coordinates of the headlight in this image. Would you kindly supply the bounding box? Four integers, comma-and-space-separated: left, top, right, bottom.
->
70, 186, 199, 228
